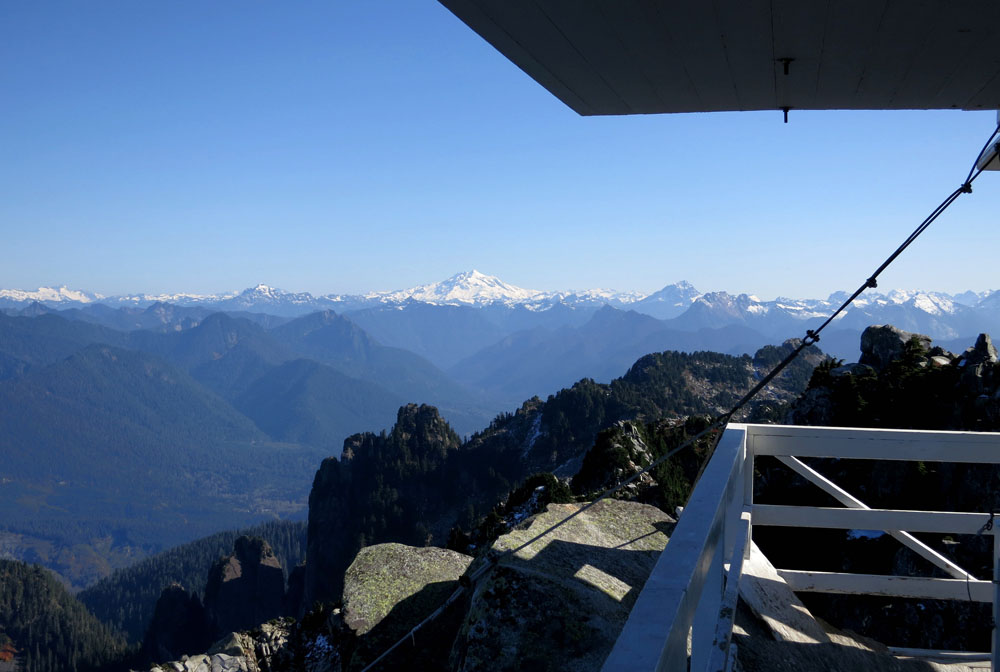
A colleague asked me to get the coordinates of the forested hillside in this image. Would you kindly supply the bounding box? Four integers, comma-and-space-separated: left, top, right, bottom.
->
303, 340, 824, 605
0, 560, 127, 672
0, 343, 322, 587
0, 309, 489, 590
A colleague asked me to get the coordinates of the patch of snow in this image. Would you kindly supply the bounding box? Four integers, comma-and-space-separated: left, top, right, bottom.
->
522, 414, 543, 459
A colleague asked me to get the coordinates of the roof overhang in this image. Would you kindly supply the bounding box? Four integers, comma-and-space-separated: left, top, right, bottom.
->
438, 0, 1000, 116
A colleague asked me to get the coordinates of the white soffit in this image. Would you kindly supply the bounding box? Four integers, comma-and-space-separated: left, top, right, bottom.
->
438, 0, 1000, 115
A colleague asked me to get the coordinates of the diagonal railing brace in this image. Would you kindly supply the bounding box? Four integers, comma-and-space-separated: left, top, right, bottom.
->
777, 455, 975, 580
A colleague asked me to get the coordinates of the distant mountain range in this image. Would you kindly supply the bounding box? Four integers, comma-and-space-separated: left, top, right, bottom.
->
0, 271, 654, 315
3, 271, 997, 364
1, 269, 993, 320
4, 268, 997, 595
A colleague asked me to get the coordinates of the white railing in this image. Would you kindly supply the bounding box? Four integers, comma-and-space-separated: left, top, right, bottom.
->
602, 423, 1000, 672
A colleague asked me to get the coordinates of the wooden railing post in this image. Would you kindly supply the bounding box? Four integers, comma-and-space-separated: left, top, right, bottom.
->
691, 540, 723, 671
993, 530, 999, 672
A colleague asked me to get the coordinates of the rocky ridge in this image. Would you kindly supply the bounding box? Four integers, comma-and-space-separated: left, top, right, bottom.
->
139, 536, 293, 670
451, 499, 673, 672
142, 498, 673, 672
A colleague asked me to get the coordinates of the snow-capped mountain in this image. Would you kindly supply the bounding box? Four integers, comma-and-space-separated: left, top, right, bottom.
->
1, 274, 997, 345
631, 281, 703, 319
215, 284, 326, 312
363, 270, 545, 306
667, 288, 998, 342
112, 291, 235, 305
952, 290, 993, 307
0, 286, 103, 304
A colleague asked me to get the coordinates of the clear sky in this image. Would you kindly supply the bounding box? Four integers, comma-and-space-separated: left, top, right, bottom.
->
2, 1, 998, 300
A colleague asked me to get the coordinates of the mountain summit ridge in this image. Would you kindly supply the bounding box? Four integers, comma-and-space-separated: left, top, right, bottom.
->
2, 274, 998, 339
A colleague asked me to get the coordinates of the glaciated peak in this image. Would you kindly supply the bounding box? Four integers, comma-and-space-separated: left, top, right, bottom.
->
374, 270, 544, 305
245, 283, 282, 296
0, 285, 101, 303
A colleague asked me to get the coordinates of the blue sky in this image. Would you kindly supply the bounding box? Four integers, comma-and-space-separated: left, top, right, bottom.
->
2, 1, 998, 300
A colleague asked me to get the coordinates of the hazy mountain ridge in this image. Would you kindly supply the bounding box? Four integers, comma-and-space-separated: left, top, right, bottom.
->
6, 272, 998, 409
3, 270, 995, 317
0, 309, 495, 590
4, 273, 996, 364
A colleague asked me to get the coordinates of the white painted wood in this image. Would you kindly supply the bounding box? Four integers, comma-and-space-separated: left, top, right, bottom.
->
602, 424, 1000, 672
993, 532, 999, 672
707, 512, 751, 672
888, 647, 991, 662
692, 537, 723, 671
746, 424, 1000, 462
742, 437, 754, 508
775, 455, 977, 580
723, 442, 746, 561
753, 504, 992, 536
740, 542, 831, 644
778, 569, 993, 602
602, 427, 747, 672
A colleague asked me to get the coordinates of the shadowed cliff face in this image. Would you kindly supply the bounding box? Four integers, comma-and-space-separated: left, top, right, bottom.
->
304, 404, 464, 608
203, 536, 286, 636
141, 584, 212, 664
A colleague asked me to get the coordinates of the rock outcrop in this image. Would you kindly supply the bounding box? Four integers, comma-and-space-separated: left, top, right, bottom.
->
859, 325, 931, 371
343, 544, 473, 670
142, 584, 212, 664
304, 404, 464, 609
343, 544, 473, 637
789, 328, 1000, 430
452, 499, 673, 672
958, 332, 998, 395
289, 499, 674, 671
204, 536, 286, 637
144, 619, 298, 672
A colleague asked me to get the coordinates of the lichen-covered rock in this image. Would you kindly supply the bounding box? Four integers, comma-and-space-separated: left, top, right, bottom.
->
859, 325, 931, 371
452, 499, 672, 672
343, 544, 473, 670
343, 544, 473, 636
